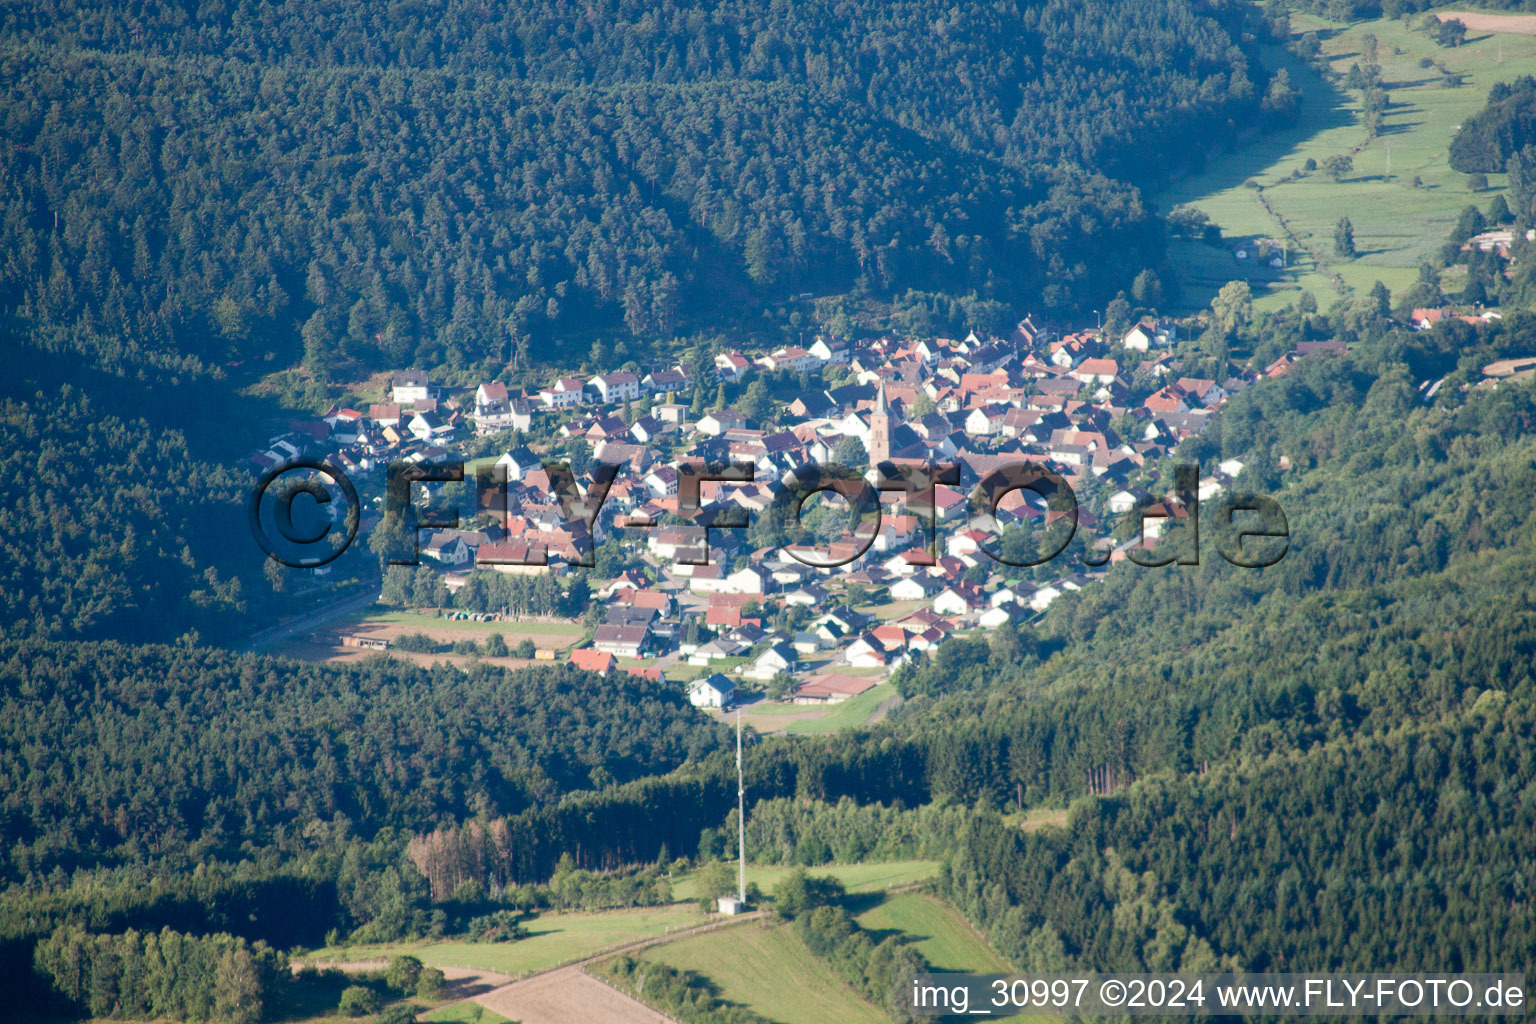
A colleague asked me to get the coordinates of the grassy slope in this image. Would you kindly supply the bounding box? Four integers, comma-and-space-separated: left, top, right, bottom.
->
1162, 11, 1536, 310
302, 904, 703, 975
300, 862, 936, 974
853, 891, 1013, 973
639, 920, 888, 1024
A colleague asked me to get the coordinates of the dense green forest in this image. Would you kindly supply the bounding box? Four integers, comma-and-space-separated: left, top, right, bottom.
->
0, 0, 1275, 375
0, 642, 728, 883
0, 384, 251, 642
1450, 76, 1536, 173
944, 695, 1536, 974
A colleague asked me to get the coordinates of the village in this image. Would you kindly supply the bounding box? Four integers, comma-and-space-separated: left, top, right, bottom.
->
249, 312, 1348, 720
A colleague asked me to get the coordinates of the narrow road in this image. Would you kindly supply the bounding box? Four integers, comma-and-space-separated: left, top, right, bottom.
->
240, 588, 380, 652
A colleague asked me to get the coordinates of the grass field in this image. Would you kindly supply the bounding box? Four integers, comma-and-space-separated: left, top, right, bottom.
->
301, 905, 704, 976
855, 598, 928, 621
639, 920, 888, 1024
1161, 11, 1536, 309
355, 610, 586, 637
854, 891, 1013, 973
271, 607, 587, 668
671, 859, 940, 902
423, 1000, 513, 1024
729, 683, 899, 735
424, 1003, 512, 1023
1001, 805, 1071, 833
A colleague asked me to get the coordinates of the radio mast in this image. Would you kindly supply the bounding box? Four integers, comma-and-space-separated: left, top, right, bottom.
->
737, 708, 746, 903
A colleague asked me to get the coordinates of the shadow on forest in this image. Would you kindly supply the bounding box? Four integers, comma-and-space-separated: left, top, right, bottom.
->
1166, 44, 1357, 204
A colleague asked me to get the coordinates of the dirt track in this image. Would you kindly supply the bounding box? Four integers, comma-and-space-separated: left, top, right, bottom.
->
475, 966, 679, 1024
1437, 11, 1536, 34
470, 912, 767, 1024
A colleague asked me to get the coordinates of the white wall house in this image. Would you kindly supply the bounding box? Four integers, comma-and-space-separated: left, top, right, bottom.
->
688, 674, 735, 709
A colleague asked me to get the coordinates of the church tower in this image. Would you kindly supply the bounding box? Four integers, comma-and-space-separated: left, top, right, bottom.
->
868, 380, 893, 467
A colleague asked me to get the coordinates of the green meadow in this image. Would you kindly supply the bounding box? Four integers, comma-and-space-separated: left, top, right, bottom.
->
301, 904, 704, 976
854, 891, 1014, 973
637, 920, 889, 1024
1161, 10, 1536, 310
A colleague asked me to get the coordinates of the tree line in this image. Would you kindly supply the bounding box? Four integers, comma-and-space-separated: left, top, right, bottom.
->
33, 925, 282, 1024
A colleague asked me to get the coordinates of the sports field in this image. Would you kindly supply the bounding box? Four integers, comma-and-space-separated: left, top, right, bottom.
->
271, 608, 585, 666
1161, 11, 1536, 309
730, 682, 900, 735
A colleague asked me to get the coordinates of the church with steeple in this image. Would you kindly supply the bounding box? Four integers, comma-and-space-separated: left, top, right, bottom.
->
868, 380, 894, 467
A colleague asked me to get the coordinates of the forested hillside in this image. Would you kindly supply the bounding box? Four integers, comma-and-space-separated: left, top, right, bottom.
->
0, 642, 728, 883
0, 0, 1272, 374
1450, 75, 1536, 173
944, 696, 1536, 974
0, 384, 250, 641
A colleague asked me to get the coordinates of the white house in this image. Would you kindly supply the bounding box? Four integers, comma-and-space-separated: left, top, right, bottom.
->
757, 346, 818, 373
654, 402, 689, 425
643, 367, 690, 394
1107, 488, 1148, 515
1122, 322, 1173, 352
1029, 584, 1065, 612
843, 639, 888, 669
890, 575, 939, 601
644, 466, 680, 497
1122, 324, 1156, 352
593, 623, 648, 658
495, 446, 543, 483
1069, 358, 1120, 386
723, 565, 770, 595
687, 637, 750, 665
421, 532, 470, 567
808, 337, 849, 363
475, 380, 508, 412
741, 642, 798, 681
391, 369, 431, 404
688, 673, 736, 709
696, 409, 747, 436
630, 415, 668, 444
932, 587, 979, 617
979, 603, 1030, 629
408, 411, 455, 442
589, 371, 641, 404
474, 383, 532, 435
714, 352, 752, 380
965, 405, 1008, 436
540, 377, 588, 408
